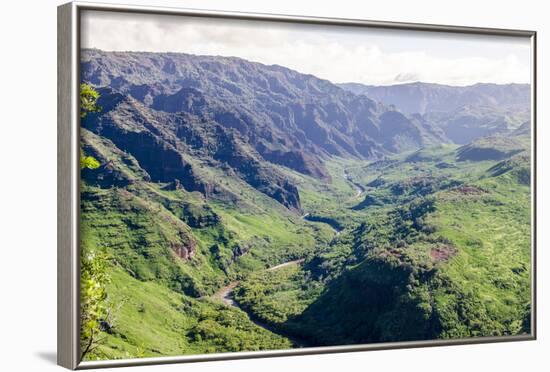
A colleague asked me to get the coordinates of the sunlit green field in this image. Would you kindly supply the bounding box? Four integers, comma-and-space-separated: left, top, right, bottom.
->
81, 138, 531, 359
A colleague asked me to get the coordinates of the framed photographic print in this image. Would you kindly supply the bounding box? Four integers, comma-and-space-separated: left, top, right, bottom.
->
57, 1, 537, 369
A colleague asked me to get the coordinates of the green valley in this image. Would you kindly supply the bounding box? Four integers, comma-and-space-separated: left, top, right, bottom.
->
234, 145, 531, 345
78, 49, 532, 361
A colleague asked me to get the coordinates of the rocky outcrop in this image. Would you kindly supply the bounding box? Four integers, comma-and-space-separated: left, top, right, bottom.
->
257, 145, 331, 181
82, 89, 302, 210
170, 241, 196, 260
81, 160, 132, 188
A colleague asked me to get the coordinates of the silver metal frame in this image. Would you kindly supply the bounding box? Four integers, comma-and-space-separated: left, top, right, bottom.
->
57, 1, 537, 370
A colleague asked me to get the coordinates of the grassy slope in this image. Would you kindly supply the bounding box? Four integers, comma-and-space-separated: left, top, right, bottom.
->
93, 266, 291, 360
82, 123, 532, 357
281, 157, 373, 230
81, 181, 309, 360
234, 143, 532, 344
431, 168, 531, 337
80, 129, 327, 359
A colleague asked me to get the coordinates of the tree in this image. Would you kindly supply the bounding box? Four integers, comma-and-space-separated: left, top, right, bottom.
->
80, 83, 101, 117
79, 82, 112, 361
80, 150, 100, 170
79, 251, 111, 361
80, 83, 101, 170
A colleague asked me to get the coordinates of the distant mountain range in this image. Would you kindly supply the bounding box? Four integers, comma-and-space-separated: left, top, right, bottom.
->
338, 82, 530, 144
338, 81, 530, 115
82, 50, 452, 164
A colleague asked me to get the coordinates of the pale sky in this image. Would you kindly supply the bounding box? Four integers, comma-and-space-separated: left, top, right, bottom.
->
81, 10, 531, 86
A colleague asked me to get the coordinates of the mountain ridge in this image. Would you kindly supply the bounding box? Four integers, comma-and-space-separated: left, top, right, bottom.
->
339, 81, 530, 144
81, 49, 449, 209
338, 81, 530, 115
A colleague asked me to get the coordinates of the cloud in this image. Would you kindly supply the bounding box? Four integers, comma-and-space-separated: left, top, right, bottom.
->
395, 73, 420, 82
81, 10, 531, 86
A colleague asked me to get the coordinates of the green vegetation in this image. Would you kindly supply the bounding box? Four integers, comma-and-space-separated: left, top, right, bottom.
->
234, 142, 532, 346
90, 267, 291, 360
79, 74, 532, 359
78, 50, 532, 361
79, 124, 327, 359
80, 83, 102, 117
79, 180, 307, 359
80, 250, 111, 361
80, 134, 531, 358
234, 265, 321, 325
80, 150, 100, 170
79, 84, 108, 361
79, 85, 101, 170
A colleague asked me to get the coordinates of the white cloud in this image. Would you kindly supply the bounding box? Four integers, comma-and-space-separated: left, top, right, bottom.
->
81, 10, 531, 86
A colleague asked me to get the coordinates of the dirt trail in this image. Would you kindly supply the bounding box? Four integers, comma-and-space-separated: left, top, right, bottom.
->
214, 281, 239, 307
211, 259, 308, 347
267, 258, 305, 271
213, 259, 305, 306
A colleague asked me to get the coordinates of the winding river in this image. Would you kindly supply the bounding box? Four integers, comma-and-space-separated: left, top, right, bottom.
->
344, 169, 366, 198
210, 169, 365, 346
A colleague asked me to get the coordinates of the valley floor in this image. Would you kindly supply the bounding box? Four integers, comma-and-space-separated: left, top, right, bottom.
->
81, 142, 531, 360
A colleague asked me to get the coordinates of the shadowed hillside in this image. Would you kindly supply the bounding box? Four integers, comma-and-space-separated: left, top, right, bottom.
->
79, 50, 532, 361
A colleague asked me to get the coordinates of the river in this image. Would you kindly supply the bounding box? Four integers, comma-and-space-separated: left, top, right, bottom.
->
344, 169, 365, 198
210, 169, 364, 346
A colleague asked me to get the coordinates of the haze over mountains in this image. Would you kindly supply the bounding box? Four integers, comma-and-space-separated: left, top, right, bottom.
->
339, 82, 530, 144
338, 81, 530, 115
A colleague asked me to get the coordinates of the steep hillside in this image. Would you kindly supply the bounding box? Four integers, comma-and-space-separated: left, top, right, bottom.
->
82, 49, 444, 180
457, 136, 528, 162
79, 103, 326, 359
234, 140, 531, 346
